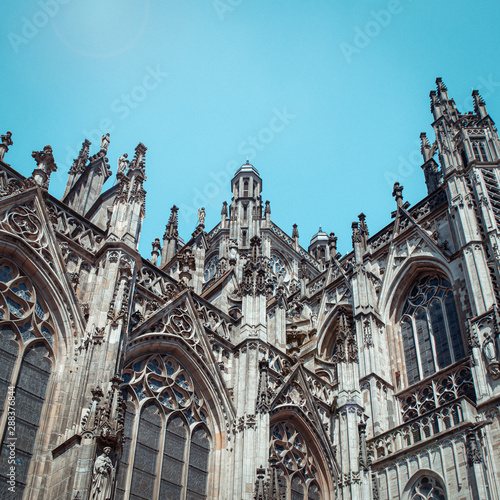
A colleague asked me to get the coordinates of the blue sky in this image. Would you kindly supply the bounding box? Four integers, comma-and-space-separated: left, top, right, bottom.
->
3, 1, 500, 257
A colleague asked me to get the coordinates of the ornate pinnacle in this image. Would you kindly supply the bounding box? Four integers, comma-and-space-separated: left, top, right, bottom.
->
69, 139, 91, 174
292, 223, 299, 239
31, 145, 57, 187
130, 142, 147, 170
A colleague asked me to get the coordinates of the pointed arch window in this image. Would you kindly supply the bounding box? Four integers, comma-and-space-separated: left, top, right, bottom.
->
270, 422, 323, 500
243, 179, 249, 197
117, 355, 212, 499
0, 259, 55, 498
471, 138, 489, 162
400, 275, 465, 386
406, 473, 447, 500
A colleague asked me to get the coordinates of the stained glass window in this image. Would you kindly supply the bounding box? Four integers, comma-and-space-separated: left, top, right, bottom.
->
0, 259, 55, 500
409, 475, 446, 500
119, 355, 212, 499
400, 275, 465, 386
130, 403, 162, 500
270, 422, 323, 500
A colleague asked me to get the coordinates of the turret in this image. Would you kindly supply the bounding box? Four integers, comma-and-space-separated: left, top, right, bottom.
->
308, 226, 329, 265
229, 160, 263, 247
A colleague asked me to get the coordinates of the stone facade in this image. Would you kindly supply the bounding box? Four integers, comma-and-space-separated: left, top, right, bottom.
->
0, 79, 500, 499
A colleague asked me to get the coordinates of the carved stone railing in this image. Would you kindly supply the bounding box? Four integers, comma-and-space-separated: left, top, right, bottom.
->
368, 397, 476, 462
368, 188, 448, 253
193, 296, 234, 341
45, 199, 105, 254
396, 361, 476, 422
136, 260, 178, 299
206, 222, 221, 242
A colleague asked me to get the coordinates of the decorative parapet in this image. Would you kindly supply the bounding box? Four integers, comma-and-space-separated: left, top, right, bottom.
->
45, 199, 106, 254
396, 361, 476, 422
368, 397, 476, 463
269, 221, 323, 271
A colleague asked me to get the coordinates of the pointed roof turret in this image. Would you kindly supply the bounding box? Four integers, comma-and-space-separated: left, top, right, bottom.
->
472, 90, 488, 119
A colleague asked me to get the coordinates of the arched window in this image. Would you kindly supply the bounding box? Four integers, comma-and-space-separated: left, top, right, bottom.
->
471, 138, 489, 162
243, 179, 249, 197
0, 259, 55, 498
400, 275, 465, 386
270, 422, 323, 500
406, 473, 447, 500
203, 254, 219, 282
117, 355, 212, 499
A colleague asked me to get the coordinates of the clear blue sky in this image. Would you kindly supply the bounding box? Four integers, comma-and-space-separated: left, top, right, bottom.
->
3, 1, 500, 257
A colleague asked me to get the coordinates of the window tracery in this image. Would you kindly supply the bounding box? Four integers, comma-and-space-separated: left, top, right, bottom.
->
400, 275, 465, 386
408, 474, 446, 500
203, 254, 219, 282
270, 422, 322, 500
117, 354, 211, 499
0, 258, 55, 498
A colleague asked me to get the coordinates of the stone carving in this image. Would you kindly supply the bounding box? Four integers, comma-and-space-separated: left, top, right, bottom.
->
197, 207, 206, 226
31, 145, 57, 187
482, 333, 500, 379
81, 375, 125, 448
117, 153, 128, 178
331, 309, 358, 364
241, 236, 267, 296
0, 130, 13, 161
100, 133, 110, 155
256, 360, 274, 414
90, 447, 115, 500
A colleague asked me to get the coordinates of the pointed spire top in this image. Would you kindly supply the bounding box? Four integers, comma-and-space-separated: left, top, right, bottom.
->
436, 77, 447, 92
292, 223, 299, 239
472, 89, 487, 118
246, 156, 249, 164
69, 139, 91, 174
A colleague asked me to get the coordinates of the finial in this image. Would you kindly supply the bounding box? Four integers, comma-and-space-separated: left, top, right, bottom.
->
472, 89, 487, 118
246, 156, 249, 165
292, 223, 299, 239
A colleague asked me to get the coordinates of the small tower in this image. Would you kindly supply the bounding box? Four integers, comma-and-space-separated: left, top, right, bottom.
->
229, 160, 263, 247
308, 226, 329, 265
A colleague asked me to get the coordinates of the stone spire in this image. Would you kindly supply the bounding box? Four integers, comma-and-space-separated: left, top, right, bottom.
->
161, 205, 179, 266
472, 89, 488, 119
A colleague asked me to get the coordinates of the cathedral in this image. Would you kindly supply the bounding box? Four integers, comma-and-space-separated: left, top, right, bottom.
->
0, 78, 500, 500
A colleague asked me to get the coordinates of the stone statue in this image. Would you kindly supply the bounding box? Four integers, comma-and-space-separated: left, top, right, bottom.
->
90, 447, 115, 500
198, 207, 206, 226
117, 153, 129, 177
483, 333, 500, 379
0, 131, 13, 162
100, 133, 110, 154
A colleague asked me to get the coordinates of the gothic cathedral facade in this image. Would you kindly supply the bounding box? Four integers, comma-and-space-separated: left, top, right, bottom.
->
1, 79, 500, 500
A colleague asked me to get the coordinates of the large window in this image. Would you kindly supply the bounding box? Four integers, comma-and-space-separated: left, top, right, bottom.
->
116, 355, 211, 500
270, 422, 323, 500
0, 259, 55, 498
400, 275, 465, 386
406, 473, 446, 500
